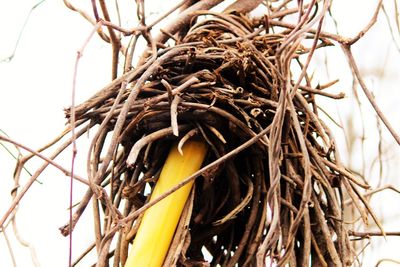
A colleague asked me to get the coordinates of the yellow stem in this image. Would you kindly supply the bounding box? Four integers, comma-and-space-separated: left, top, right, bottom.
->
124, 140, 207, 267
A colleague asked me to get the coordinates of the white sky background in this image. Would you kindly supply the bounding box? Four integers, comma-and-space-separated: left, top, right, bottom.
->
0, 0, 399, 266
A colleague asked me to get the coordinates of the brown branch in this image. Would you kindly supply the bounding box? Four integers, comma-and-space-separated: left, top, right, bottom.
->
154, 0, 224, 44
341, 45, 400, 146
99, 0, 121, 80
344, 184, 400, 206
300, 85, 345, 99
0, 135, 88, 185
375, 258, 400, 267
170, 95, 181, 136
1, 228, 17, 266
68, 19, 94, 267
223, 0, 263, 14
349, 230, 400, 238
344, 0, 383, 46
126, 124, 190, 166
63, 0, 110, 43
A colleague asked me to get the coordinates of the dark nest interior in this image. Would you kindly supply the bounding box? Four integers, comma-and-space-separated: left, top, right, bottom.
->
57, 5, 384, 267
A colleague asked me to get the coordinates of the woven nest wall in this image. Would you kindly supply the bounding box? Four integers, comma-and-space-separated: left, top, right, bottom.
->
55, 2, 385, 267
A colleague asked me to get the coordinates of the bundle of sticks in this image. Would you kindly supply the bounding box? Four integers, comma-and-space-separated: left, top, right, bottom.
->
58, 2, 383, 265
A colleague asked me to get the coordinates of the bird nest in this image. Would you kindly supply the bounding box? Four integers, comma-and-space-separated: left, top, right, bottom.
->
57, 4, 383, 267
